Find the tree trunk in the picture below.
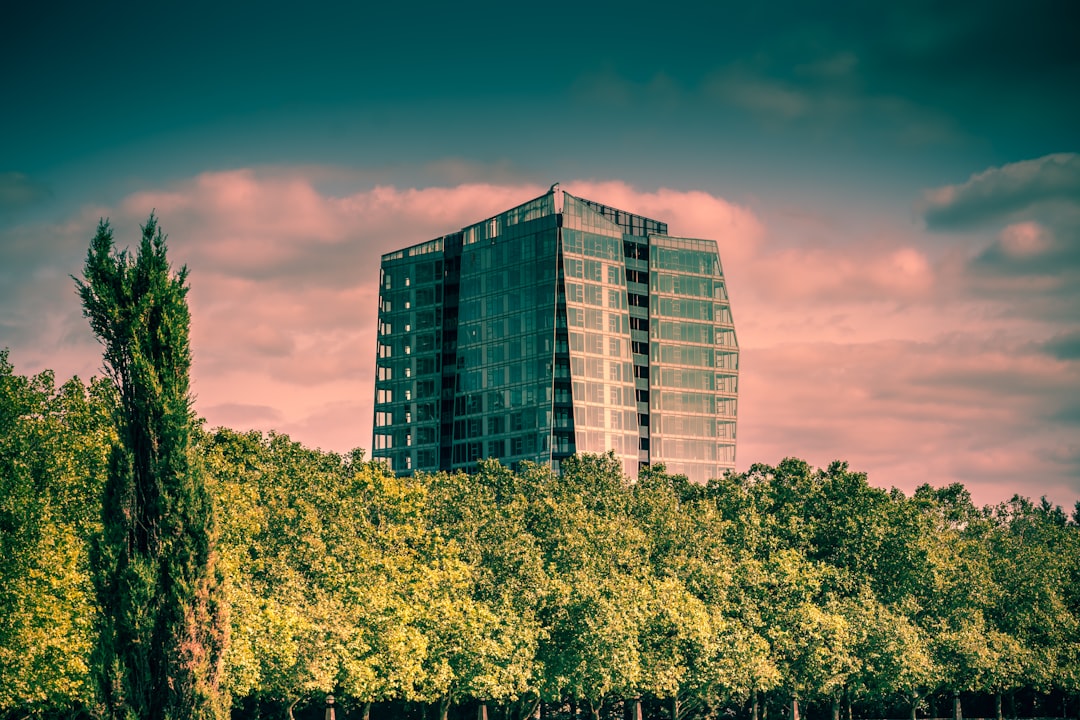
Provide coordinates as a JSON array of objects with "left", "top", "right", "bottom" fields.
[
  {"left": 583, "top": 698, "right": 600, "bottom": 720},
  {"left": 627, "top": 698, "right": 643, "bottom": 720},
  {"left": 832, "top": 697, "right": 840, "bottom": 720},
  {"left": 791, "top": 694, "right": 800, "bottom": 720},
  {"left": 477, "top": 701, "right": 488, "bottom": 720},
  {"left": 953, "top": 691, "right": 962, "bottom": 720},
  {"left": 671, "top": 696, "right": 680, "bottom": 720},
  {"left": 360, "top": 702, "right": 371, "bottom": 720},
  {"left": 995, "top": 692, "right": 1003, "bottom": 720},
  {"left": 752, "top": 692, "right": 760, "bottom": 720},
  {"left": 439, "top": 696, "right": 451, "bottom": 720},
  {"left": 289, "top": 697, "right": 302, "bottom": 720},
  {"left": 910, "top": 690, "right": 919, "bottom": 720}
]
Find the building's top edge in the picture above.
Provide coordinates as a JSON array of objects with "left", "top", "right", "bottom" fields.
[
  {"left": 461, "top": 186, "right": 558, "bottom": 234},
  {"left": 381, "top": 185, "right": 682, "bottom": 262},
  {"left": 381, "top": 232, "right": 461, "bottom": 262},
  {"left": 446, "top": 183, "right": 671, "bottom": 237},
  {"left": 569, "top": 193, "right": 668, "bottom": 233},
  {"left": 461, "top": 188, "right": 557, "bottom": 245},
  {"left": 649, "top": 233, "right": 719, "bottom": 247}
]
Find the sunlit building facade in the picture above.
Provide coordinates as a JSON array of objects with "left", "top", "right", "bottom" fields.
[{"left": 372, "top": 185, "right": 738, "bottom": 482}]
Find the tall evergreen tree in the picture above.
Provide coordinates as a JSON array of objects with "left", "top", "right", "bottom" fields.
[{"left": 75, "top": 216, "right": 228, "bottom": 720}]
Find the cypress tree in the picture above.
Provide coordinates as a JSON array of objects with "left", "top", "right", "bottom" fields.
[{"left": 76, "top": 215, "right": 227, "bottom": 720}]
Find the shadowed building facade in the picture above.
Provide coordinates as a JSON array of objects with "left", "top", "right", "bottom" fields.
[{"left": 372, "top": 185, "right": 738, "bottom": 482}]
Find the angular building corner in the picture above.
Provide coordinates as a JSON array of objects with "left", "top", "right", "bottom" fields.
[{"left": 373, "top": 184, "right": 738, "bottom": 483}]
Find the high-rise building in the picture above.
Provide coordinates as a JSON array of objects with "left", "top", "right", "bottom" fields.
[{"left": 373, "top": 185, "right": 738, "bottom": 482}]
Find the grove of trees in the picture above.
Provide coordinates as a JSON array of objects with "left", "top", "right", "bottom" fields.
[{"left": 2, "top": 366, "right": 1079, "bottom": 720}]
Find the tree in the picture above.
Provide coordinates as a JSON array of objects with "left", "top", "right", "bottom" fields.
[
  {"left": 76, "top": 216, "right": 228, "bottom": 720},
  {"left": 0, "top": 354, "right": 113, "bottom": 714},
  {"left": 204, "top": 430, "right": 343, "bottom": 719}
]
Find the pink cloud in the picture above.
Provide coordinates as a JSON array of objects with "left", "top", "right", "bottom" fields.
[
  {"left": 4, "top": 168, "right": 1078, "bottom": 508},
  {"left": 565, "top": 181, "right": 765, "bottom": 264},
  {"left": 739, "top": 336, "right": 1080, "bottom": 505}
]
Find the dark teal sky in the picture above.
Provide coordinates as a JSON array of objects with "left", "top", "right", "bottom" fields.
[
  {"left": 4, "top": 0, "right": 1076, "bottom": 207},
  {"left": 3, "top": 0, "right": 1079, "bottom": 505}
]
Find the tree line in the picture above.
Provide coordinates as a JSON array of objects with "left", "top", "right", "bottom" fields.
[{"left": 3, "top": 354, "right": 1079, "bottom": 720}]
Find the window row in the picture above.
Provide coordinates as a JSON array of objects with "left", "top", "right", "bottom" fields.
[
  {"left": 374, "top": 378, "right": 439, "bottom": 404},
  {"left": 461, "top": 236, "right": 558, "bottom": 271},
  {"left": 454, "top": 388, "right": 553, "bottom": 416},
  {"left": 381, "top": 260, "right": 443, "bottom": 290},
  {"left": 564, "top": 282, "right": 627, "bottom": 310},
  {"left": 653, "top": 438, "right": 736, "bottom": 463},
  {"left": 375, "top": 356, "right": 439, "bottom": 382},
  {"left": 652, "top": 296, "right": 715, "bottom": 321},
  {"left": 453, "top": 406, "right": 547, "bottom": 439},
  {"left": 565, "top": 306, "right": 630, "bottom": 333},
  {"left": 452, "top": 433, "right": 549, "bottom": 464},
  {"left": 652, "top": 415, "right": 737, "bottom": 438},
  {"left": 371, "top": 425, "right": 440, "bottom": 448},
  {"left": 562, "top": 257, "right": 625, "bottom": 286},
  {"left": 565, "top": 332, "right": 627, "bottom": 358},
  {"left": 458, "top": 287, "right": 557, "bottom": 322},
  {"left": 378, "top": 309, "right": 440, "bottom": 336},
  {"left": 651, "top": 245, "right": 719, "bottom": 274},
  {"left": 379, "top": 286, "right": 443, "bottom": 314},
  {"left": 373, "top": 402, "right": 438, "bottom": 426},
  {"left": 458, "top": 311, "right": 555, "bottom": 342},
  {"left": 377, "top": 333, "right": 438, "bottom": 358},
  {"left": 650, "top": 389, "right": 738, "bottom": 413},
  {"left": 568, "top": 356, "right": 635, "bottom": 382},
  {"left": 571, "top": 382, "right": 637, "bottom": 407},
  {"left": 456, "top": 334, "right": 553, "bottom": 369},
  {"left": 570, "top": 405, "right": 639, "bottom": 432}
]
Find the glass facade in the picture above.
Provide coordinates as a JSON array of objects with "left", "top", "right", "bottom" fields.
[
  {"left": 648, "top": 236, "right": 738, "bottom": 483},
  {"left": 453, "top": 193, "right": 559, "bottom": 469},
  {"left": 373, "top": 185, "right": 738, "bottom": 482},
  {"left": 558, "top": 195, "right": 639, "bottom": 475}
]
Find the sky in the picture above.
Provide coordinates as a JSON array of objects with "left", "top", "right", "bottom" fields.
[{"left": 2, "top": 0, "right": 1078, "bottom": 508}]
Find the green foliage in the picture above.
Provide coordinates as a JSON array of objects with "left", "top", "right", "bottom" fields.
[
  {"left": 5, "top": 319, "right": 1080, "bottom": 720},
  {"left": 75, "top": 216, "right": 227, "bottom": 720},
  {"left": 0, "top": 352, "right": 113, "bottom": 712}
]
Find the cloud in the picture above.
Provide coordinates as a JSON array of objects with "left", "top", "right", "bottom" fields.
[
  {"left": 970, "top": 220, "right": 1080, "bottom": 277},
  {"left": 922, "top": 153, "right": 1080, "bottom": 230},
  {"left": 0, "top": 171, "right": 50, "bottom": 211},
  {"left": 3, "top": 167, "right": 1078, "bottom": 507},
  {"left": 705, "top": 71, "right": 810, "bottom": 120},
  {"left": 739, "top": 334, "right": 1080, "bottom": 504},
  {"left": 565, "top": 180, "right": 765, "bottom": 263},
  {"left": 201, "top": 402, "right": 283, "bottom": 427},
  {"left": 740, "top": 243, "right": 933, "bottom": 305},
  {"left": 1043, "top": 330, "right": 1080, "bottom": 361},
  {"left": 918, "top": 154, "right": 1080, "bottom": 328}
]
